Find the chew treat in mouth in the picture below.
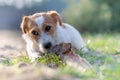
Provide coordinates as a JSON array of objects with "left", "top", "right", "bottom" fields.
[
  {"left": 48, "top": 43, "right": 71, "bottom": 55},
  {"left": 48, "top": 43, "right": 92, "bottom": 71}
]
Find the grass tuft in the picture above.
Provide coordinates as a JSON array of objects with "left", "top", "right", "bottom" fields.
[{"left": 35, "top": 54, "right": 65, "bottom": 67}]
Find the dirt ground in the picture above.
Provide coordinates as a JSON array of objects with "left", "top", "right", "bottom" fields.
[{"left": 0, "top": 30, "right": 25, "bottom": 57}]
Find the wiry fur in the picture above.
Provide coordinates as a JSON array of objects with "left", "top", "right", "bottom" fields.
[{"left": 21, "top": 11, "right": 87, "bottom": 61}]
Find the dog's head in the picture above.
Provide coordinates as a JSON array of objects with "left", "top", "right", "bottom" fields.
[{"left": 21, "top": 11, "right": 62, "bottom": 53}]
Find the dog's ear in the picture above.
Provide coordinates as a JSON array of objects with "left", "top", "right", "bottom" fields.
[
  {"left": 20, "top": 16, "right": 30, "bottom": 34},
  {"left": 48, "top": 11, "right": 62, "bottom": 26}
]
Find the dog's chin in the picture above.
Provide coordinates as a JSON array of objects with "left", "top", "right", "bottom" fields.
[{"left": 39, "top": 47, "right": 49, "bottom": 54}]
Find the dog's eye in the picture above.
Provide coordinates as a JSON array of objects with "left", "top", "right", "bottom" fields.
[
  {"left": 31, "top": 30, "right": 39, "bottom": 35},
  {"left": 45, "top": 25, "right": 51, "bottom": 32}
]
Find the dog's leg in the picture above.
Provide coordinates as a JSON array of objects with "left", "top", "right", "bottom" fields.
[
  {"left": 23, "top": 35, "right": 41, "bottom": 61},
  {"left": 26, "top": 41, "right": 40, "bottom": 62}
]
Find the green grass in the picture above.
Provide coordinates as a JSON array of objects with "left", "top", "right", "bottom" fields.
[
  {"left": 0, "top": 56, "right": 30, "bottom": 66},
  {"left": 82, "top": 33, "right": 120, "bottom": 80},
  {"left": 0, "top": 33, "right": 120, "bottom": 80},
  {"left": 35, "top": 54, "right": 65, "bottom": 67},
  {"left": 84, "top": 33, "right": 120, "bottom": 54}
]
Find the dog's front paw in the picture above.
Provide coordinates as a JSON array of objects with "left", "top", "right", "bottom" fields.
[{"left": 28, "top": 52, "right": 42, "bottom": 62}]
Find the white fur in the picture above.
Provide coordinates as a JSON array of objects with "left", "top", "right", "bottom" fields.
[
  {"left": 35, "top": 16, "right": 44, "bottom": 28},
  {"left": 55, "top": 23, "right": 87, "bottom": 51},
  {"left": 38, "top": 32, "right": 55, "bottom": 53}
]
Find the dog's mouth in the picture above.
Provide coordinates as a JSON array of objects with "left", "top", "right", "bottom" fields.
[{"left": 38, "top": 48, "right": 52, "bottom": 57}]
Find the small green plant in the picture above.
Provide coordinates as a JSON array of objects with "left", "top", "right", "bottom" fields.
[
  {"left": 12, "top": 56, "right": 30, "bottom": 65},
  {"left": 35, "top": 54, "right": 65, "bottom": 67},
  {"left": 0, "top": 58, "right": 11, "bottom": 66}
]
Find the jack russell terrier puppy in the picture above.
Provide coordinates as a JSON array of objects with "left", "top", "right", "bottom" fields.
[{"left": 20, "top": 11, "right": 88, "bottom": 61}]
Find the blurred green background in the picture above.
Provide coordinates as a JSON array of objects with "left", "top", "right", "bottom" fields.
[{"left": 0, "top": 0, "right": 120, "bottom": 33}]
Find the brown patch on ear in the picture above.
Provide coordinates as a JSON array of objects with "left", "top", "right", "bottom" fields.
[
  {"left": 20, "top": 16, "right": 30, "bottom": 34},
  {"left": 48, "top": 11, "right": 62, "bottom": 26}
]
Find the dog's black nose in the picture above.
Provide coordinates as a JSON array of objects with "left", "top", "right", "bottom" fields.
[{"left": 43, "top": 42, "right": 52, "bottom": 49}]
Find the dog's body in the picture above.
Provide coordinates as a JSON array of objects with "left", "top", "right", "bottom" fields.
[{"left": 21, "top": 11, "right": 87, "bottom": 61}]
